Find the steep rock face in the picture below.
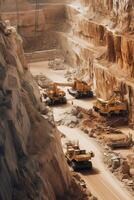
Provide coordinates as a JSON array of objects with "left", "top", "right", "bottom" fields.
[
  {"left": 81, "top": 0, "right": 134, "bottom": 32},
  {"left": 62, "top": 3, "right": 134, "bottom": 78},
  {"left": 0, "top": 25, "right": 71, "bottom": 200}
]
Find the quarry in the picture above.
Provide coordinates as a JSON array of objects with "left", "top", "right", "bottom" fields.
[{"left": 1, "top": 0, "right": 134, "bottom": 200}]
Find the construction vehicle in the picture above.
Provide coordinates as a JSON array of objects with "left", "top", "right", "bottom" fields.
[
  {"left": 93, "top": 90, "right": 128, "bottom": 116},
  {"left": 55, "top": 78, "right": 93, "bottom": 99},
  {"left": 65, "top": 141, "right": 94, "bottom": 171},
  {"left": 107, "top": 133, "right": 133, "bottom": 149},
  {"left": 45, "top": 83, "right": 67, "bottom": 106}
]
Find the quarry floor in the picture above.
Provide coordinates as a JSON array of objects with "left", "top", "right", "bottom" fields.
[{"left": 29, "top": 61, "right": 134, "bottom": 200}]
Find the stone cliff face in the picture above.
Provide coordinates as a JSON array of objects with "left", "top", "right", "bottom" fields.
[
  {"left": 81, "top": 0, "right": 134, "bottom": 32},
  {"left": 0, "top": 25, "right": 72, "bottom": 200}
]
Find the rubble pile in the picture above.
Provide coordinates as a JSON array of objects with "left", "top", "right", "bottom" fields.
[
  {"left": 80, "top": 109, "right": 107, "bottom": 137},
  {"left": 80, "top": 109, "right": 128, "bottom": 138},
  {"left": 48, "top": 58, "right": 66, "bottom": 70},
  {"left": 56, "top": 107, "right": 83, "bottom": 128},
  {"left": 104, "top": 150, "right": 134, "bottom": 194}
]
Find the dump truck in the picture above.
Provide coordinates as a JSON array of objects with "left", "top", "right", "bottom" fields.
[
  {"left": 107, "top": 133, "right": 133, "bottom": 149},
  {"left": 93, "top": 90, "right": 128, "bottom": 116},
  {"left": 45, "top": 83, "right": 67, "bottom": 106},
  {"left": 55, "top": 78, "right": 93, "bottom": 99},
  {"left": 65, "top": 141, "right": 94, "bottom": 171}
]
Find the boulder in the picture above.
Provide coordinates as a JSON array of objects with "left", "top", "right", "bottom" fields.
[
  {"left": 71, "top": 107, "right": 79, "bottom": 116},
  {"left": 120, "top": 160, "right": 130, "bottom": 174},
  {"left": 111, "top": 158, "right": 120, "bottom": 170}
]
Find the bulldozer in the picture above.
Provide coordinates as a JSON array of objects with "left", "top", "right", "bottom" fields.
[
  {"left": 45, "top": 83, "right": 67, "bottom": 106},
  {"left": 55, "top": 78, "right": 93, "bottom": 99},
  {"left": 65, "top": 141, "right": 94, "bottom": 171},
  {"left": 107, "top": 133, "right": 133, "bottom": 149},
  {"left": 93, "top": 90, "right": 128, "bottom": 117}
]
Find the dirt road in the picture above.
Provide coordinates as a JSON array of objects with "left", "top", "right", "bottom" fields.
[
  {"left": 59, "top": 126, "right": 133, "bottom": 200},
  {"left": 30, "top": 61, "right": 134, "bottom": 200}
]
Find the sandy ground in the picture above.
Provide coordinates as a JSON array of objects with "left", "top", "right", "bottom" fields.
[{"left": 29, "top": 60, "right": 134, "bottom": 200}]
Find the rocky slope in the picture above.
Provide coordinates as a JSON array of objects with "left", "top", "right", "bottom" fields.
[{"left": 0, "top": 23, "right": 74, "bottom": 200}]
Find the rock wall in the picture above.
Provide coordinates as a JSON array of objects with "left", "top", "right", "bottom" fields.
[
  {"left": 0, "top": 24, "right": 72, "bottom": 200},
  {"left": 0, "top": 0, "right": 32, "bottom": 12},
  {"left": 1, "top": 2, "right": 67, "bottom": 50},
  {"left": 81, "top": 0, "right": 134, "bottom": 32}
]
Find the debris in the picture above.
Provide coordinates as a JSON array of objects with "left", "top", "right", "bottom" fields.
[
  {"left": 48, "top": 58, "right": 65, "bottom": 70},
  {"left": 34, "top": 74, "right": 52, "bottom": 89}
]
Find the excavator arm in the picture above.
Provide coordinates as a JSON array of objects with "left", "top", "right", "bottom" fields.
[{"left": 54, "top": 80, "right": 92, "bottom": 88}]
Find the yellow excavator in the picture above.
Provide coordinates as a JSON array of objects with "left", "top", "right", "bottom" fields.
[
  {"left": 93, "top": 90, "right": 128, "bottom": 116},
  {"left": 45, "top": 79, "right": 93, "bottom": 105},
  {"left": 55, "top": 78, "right": 93, "bottom": 99},
  {"left": 45, "top": 83, "right": 67, "bottom": 106},
  {"left": 65, "top": 141, "right": 94, "bottom": 171}
]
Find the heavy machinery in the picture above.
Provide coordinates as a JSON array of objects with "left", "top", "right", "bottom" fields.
[
  {"left": 45, "top": 83, "right": 67, "bottom": 106},
  {"left": 55, "top": 78, "right": 93, "bottom": 99},
  {"left": 65, "top": 141, "right": 94, "bottom": 171},
  {"left": 93, "top": 90, "right": 128, "bottom": 116},
  {"left": 107, "top": 133, "right": 133, "bottom": 149}
]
